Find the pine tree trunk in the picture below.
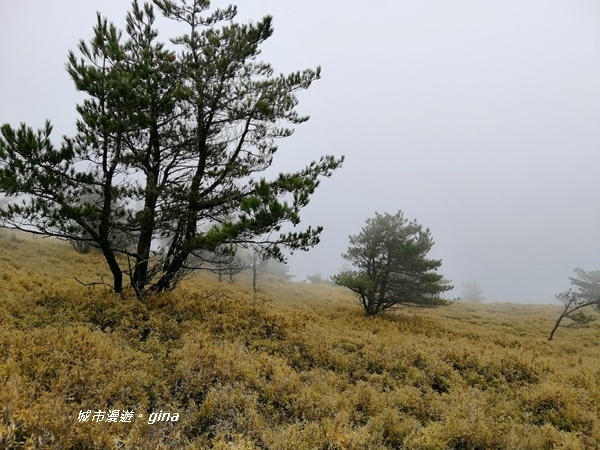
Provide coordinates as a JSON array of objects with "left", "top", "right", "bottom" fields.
[{"left": 101, "top": 247, "right": 123, "bottom": 294}]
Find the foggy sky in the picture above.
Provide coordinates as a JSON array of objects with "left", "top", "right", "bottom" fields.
[{"left": 2, "top": 1, "right": 600, "bottom": 302}]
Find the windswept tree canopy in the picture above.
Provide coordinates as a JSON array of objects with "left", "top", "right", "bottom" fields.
[
  {"left": 333, "top": 211, "right": 453, "bottom": 316},
  {"left": 0, "top": 0, "right": 343, "bottom": 298},
  {"left": 548, "top": 268, "right": 600, "bottom": 341}
]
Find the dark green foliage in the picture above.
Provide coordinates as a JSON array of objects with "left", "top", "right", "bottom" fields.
[
  {"left": 333, "top": 211, "right": 453, "bottom": 316},
  {"left": 0, "top": 0, "right": 343, "bottom": 298}
]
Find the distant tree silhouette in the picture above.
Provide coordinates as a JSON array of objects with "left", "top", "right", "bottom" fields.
[
  {"left": 258, "top": 258, "right": 295, "bottom": 281},
  {"left": 307, "top": 273, "right": 326, "bottom": 284},
  {"left": 461, "top": 280, "right": 484, "bottom": 302}
]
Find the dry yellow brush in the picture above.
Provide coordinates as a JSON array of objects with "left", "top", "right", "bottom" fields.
[{"left": 1, "top": 230, "right": 599, "bottom": 449}]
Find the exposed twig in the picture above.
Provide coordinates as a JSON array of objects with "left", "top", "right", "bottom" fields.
[{"left": 74, "top": 276, "right": 112, "bottom": 288}]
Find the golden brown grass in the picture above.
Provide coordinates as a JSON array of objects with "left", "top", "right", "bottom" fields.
[{"left": 1, "top": 229, "right": 599, "bottom": 449}]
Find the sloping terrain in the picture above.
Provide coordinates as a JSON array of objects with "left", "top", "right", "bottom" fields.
[{"left": 1, "top": 229, "right": 599, "bottom": 449}]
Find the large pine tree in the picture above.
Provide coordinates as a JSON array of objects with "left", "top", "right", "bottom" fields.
[{"left": 0, "top": 0, "right": 343, "bottom": 297}]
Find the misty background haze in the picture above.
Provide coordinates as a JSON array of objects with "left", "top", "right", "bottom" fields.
[{"left": 2, "top": 0, "right": 600, "bottom": 303}]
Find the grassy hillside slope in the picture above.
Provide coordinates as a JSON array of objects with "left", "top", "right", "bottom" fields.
[{"left": 1, "top": 229, "right": 599, "bottom": 449}]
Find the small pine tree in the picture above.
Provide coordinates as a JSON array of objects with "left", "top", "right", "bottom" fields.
[{"left": 333, "top": 211, "right": 453, "bottom": 316}]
